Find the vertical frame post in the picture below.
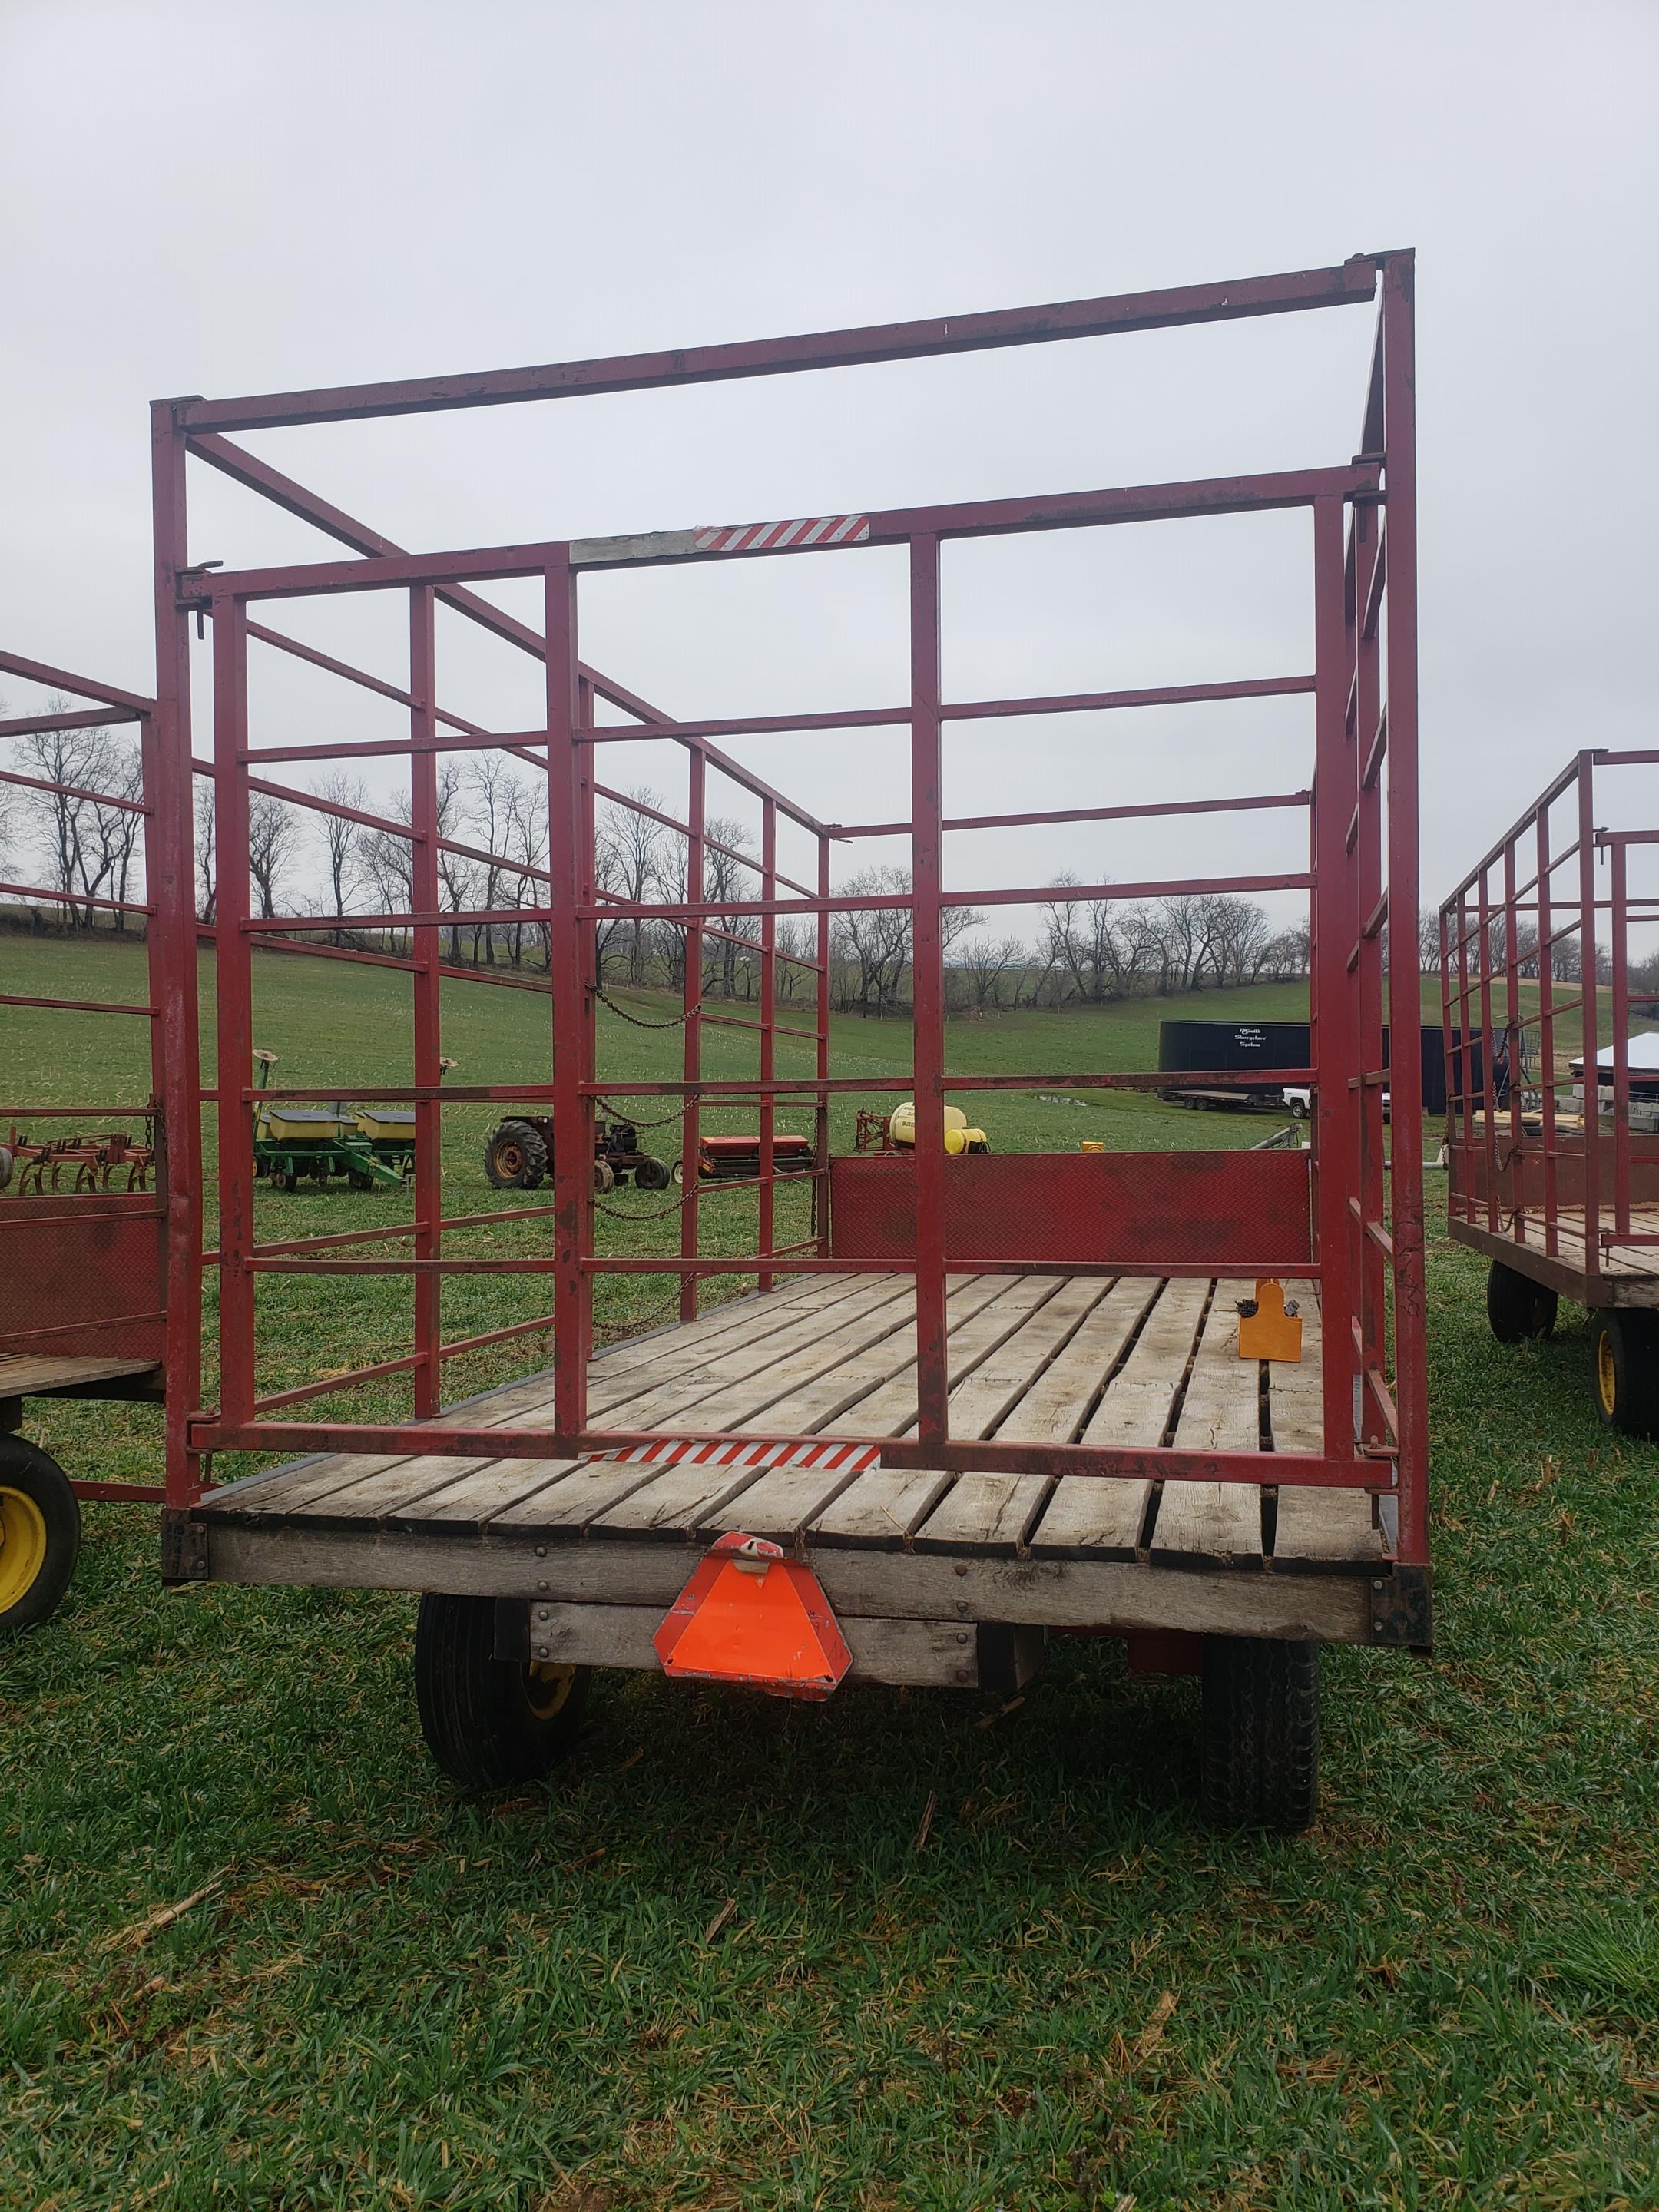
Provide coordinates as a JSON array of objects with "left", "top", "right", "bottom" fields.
[
  {"left": 1382, "top": 252, "right": 1429, "bottom": 1563},
  {"left": 680, "top": 746, "right": 705, "bottom": 1321},
  {"left": 1610, "top": 833, "right": 1630, "bottom": 1241},
  {"left": 149, "top": 402, "right": 205, "bottom": 1505},
  {"left": 1537, "top": 802, "right": 1558, "bottom": 1253},
  {"left": 210, "top": 591, "right": 257, "bottom": 1430},
  {"left": 544, "top": 555, "right": 590, "bottom": 1441},
  {"left": 409, "top": 587, "right": 442, "bottom": 1417},
  {"left": 816, "top": 830, "right": 831, "bottom": 1256},
  {"left": 1349, "top": 505, "right": 1385, "bottom": 1438},
  {"left": 758, "top": 797, "right": 777, "bottom": 1293},
  {"left": 1311, "top": 495, "right": 1356, "bottom": 1464},
  {"left": 1577, "top": 754, "right": 1601, "bottom": 1296},
  {"left": 909, "top": 533, "right": 949, "bottom": 1452}
]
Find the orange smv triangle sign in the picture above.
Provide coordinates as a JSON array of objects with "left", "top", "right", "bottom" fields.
[{"left": 654, "top": 1532, "right": 852, "bottom": 1701}]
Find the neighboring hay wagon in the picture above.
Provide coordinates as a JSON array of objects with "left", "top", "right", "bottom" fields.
[
  {"left": 146, "top": 251, "right": 1426, "bottom": 1830},
  {"left": 1441, "top": 749, "right": 1659, "bottom": 1435}
]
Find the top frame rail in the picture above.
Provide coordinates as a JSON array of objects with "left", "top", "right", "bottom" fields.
[{"left": 170, "top": 257, "right": 1382, "bottom": 435}]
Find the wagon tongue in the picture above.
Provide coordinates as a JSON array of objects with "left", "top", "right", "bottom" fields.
[{"left": 652, "top": 1528, "right": 852, "bottom": 1700}]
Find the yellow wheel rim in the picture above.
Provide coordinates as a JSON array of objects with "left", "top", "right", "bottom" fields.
[
  {"left": 1597, "top": 1329, "right": 1619, "bottom": 1418},
  {"left": 0, "top": 1486, "right": 49, "bottom": 1614},
  {"left": 524, "top": 1660, "right": 576, "bottom": 1721}
]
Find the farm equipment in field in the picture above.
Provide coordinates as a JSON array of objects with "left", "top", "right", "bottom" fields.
[
  {"left": 1, "top": 1125, "right": 154, "bottom": 1194},
  {"left": 674, "top": 1132, "right": 816, "bottom": 1184},
  {"left": 251, "top": 1055, "right": 413, "bottom": 1192},
  {"left": 483, "top": 1114, "right": 672, "bottom": 1194},
  {"left": 854, "top": 1101, "right": 990, "bottom": 1155}
]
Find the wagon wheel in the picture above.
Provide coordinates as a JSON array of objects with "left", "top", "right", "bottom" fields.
[
  {"left": 483, "top": 1119, "right": 548, "bottom": 1190},
  {"left": 1486, "top": 1260, "right": 1557, "bottom": 1344},
  {"left": 0, "top": 1434, "right": 81, "bottom": 1634},
  {"left": 1200, "top": 1635, "right": 1320, "bottom": 1833},
  {"left": 413, "top": 1593, "right": 590, "bottom": 1790},
  {"left": 1590, "top": 1311, "right": 1659, "bottom": 1440}
]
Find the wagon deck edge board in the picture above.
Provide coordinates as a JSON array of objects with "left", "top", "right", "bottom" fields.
[{"left": 1447, "top": 1212, "right": 1659, "bottom": 1308}]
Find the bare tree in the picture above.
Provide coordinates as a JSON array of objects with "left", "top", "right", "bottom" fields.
[
  {"left": 19, "top": 705, "right": 141, "bottom": 929},
  {"left": 194, "top": 777, "right": 216, "bottom": 924},
  {"left": 246, "top": 791, "right": 302, "bottom": 920},
  {"left": 314, "top": 770, "right": 368, "bottom": 941},
  {"left": 594, "top": 784, "right": 667, "bottom": 984},
  {"left": 958, "top": 931, "right": 1026, "bottom": 1010}
]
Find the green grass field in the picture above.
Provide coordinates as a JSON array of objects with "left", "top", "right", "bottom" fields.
[{"left": 4, "top": 938, "right": 1658, "bottom": 2210}]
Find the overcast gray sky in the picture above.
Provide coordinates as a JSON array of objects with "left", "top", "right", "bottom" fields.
[{"left": 2, "top": 0, "right": 1654, "bottom": 926}]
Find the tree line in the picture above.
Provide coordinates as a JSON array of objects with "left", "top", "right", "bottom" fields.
[{"left": 21, "top": 716, "right": 1611, "bottom": 1013}]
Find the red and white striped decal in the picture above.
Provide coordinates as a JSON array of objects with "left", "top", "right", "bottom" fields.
[
  {"left": 582, "top": 1436, "right": 882, "bottom": 1475},
  {"left": 693, "top": 515, "right": 870, "bottom": 555}
]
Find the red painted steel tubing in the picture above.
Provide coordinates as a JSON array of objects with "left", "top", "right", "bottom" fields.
[{"left": 174, "top": 257, "right": 1379, "bottom": 433}]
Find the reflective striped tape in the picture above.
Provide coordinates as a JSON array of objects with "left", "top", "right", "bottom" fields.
[
  {"left": 692, "top": 515, "right": 871, "bottom": 555},
  {"left": 582, "top": 1437, "right": 882, "bottom": 1475}
]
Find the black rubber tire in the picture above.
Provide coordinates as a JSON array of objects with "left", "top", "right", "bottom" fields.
[
  {"left": 1287, "top": 1095, "right": 1310, "bottom": 1121},
  {"left": 0, "top": 1433, "right": 81, "bottom": 1634},
  {"left": 414, "top": 1594, "right": 591, "bottom": 1791},
  {"left": 593, "top": 1158, "right": 615, "bottom": 1196},
  {"left": 483, "top": 1118, "right": 548, "bottom": 1190},
  {"left": 269, "top": 1167, "right": 294, "bottom": 1193},
  {"left": 0, "top": 1144, "right": 12, "bottom": 1191},
  {"left": 1200, "top": 1635, "right": 1320, "bottom": 1833},
  {"left": 347, "top": 1169, "right": 374, "bottom": 1191},
  {"left": 1487, "top": 1260, "right": 1558, "bottom": 1345},
  {"left": 634, "top": 1154, "right": 672, "bottom": 1192},
  {"left": 1590, "top": 1310, "right": 1659, "bottom": 1440}
]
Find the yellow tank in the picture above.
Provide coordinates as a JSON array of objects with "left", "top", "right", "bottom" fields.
[{"left": 888, "top": 1101, "right": 968, "bottom": 1148}]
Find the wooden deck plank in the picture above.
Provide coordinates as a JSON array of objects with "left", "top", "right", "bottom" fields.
[
  {"left": 1265, "top": 1280, "right": 1323, "bottom": 1453},
  {"left": 1027, "top": 1475, "right": 1151, "bottom": 1559},
  {"left": 389, "top": 1457, "right": 581, "bottom": 1528},
  {"left": 1273, "top": 1485, "right": 1388, "bottom": 1568},
  {"left": 589, "top": 1269, "right": 875, "bottom": 1385},
  {"left": 805, "top": 1468, "right": 955, "bottom": 1547},
  {"left": 995, "top": 1277, "right": 1161, "bottom": 1442},
  {"left": 815, "top": 1276, "right": 1058, "bottom": 1438},
  {"left": 587, "top": 1456, "right": 770, "bottom": 1538},
  {"left": 1154, "top": 1280, "right": 1266, "bottom": 1563},
  {"left": 490, "top": 1457, "right": 673, "bottom": 1531},
  {"left": 0, "top": 1353, "right": 160, "bottom": 1396},
  {"left": 1079, "top": 1277, "right": 1208, "bottom": 1449},
  {"left": 912, "top": 1472, "right": 1051, "bottom": 1555},
  {"left": 590, "top": 1277, "right": 919, "bottom": 1433},
  {"left": 606, "top": 1283, "right": 924, "bottom": 1433},
  {"left": 913, "top": 1274, "right": 1111, "bottom": 1440},
  {"left": 695, "top": 1460, "right": 868, "bottom": 1542},
  {"left": 758, "top": 1276, "right": 1009, "bottom": 1435}
]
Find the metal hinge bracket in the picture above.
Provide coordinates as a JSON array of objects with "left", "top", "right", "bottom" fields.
[{"left": 160, "top": 1510, "right": 210, "bottom": 1584}]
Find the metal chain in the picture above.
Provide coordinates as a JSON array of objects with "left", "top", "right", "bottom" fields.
[
  {"left": 593, "top": 1191, "right": 690, "bottom": 1222},
  {"left": 593, "top": 1098, "right": 687, "bottom": 1129},
  {"left": 592, "top": 1291, "right": 682, "bottom": 1343},
  {"left": 594, "top": 985, "right": 703, "bottom": 1030}
]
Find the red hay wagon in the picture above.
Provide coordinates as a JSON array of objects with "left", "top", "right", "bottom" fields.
[
  {"left": 147, "top": 252, "right": 1426, "bottom": 1831},
  {"left": 0, "top": 650, "right": 200, "bottom": 1629},
  {"left": 1440, "top": 750, "right": 1659, "bottom": 1434}
]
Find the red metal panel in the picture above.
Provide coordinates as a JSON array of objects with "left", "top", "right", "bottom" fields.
[
  {"left": 0, "top": 1195, "right": 165, "bottom": 1363},
  {"left": 826, "top": 1151, "right": 1313, "bottom": 1271}
]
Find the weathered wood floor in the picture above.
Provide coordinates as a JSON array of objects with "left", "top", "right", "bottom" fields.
[
  {"left": 0, "top": 1352, "right": 162, "bottom": 1401},
  {"left": 1452, "top": 1205, "right": 1659, "bottom": 1303},
  {"left": 197, "top": 1271, "right": 1386, "bottom": 1578}
]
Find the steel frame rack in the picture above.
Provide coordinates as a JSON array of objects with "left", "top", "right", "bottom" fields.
[
  {"left": 1440, "top": 750, "right": 1659, "bottom": 1426},
  {"left": 0, "top": 647, "right": 197, "bottom": 1505},
  {"left": 153, "top": 252, "right": 1426, "bottom": 1571}
]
